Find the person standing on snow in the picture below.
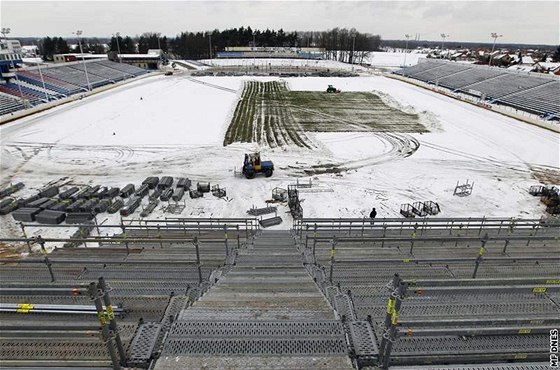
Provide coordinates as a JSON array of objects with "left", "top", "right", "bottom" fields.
[{"left": 370, "top": 207, "right": 377, "bottom": 219}]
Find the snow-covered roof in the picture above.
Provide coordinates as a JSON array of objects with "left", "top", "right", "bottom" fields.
[
  {"left": 521, "top": 56, "right": 534, "bottom": 64},
  {"left": 118, "top": 53, "right": 161, "bottom": 59},
  {"left": 493, "top": 53, "right": 510, "bottom": 60},
  {"left": 536, "top": 62, "right": 560, "bottom": 70},
  {"left": 22, "top": 57, "right": 43, "bottom": 64},
  {"left": 55, "top": 53, "right": 107, "bottom": 59},
  {"left": 507, "top": 65, "right": 533, "bottom": 72}
]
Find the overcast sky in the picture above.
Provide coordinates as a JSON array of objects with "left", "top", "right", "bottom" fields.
[{"left": 2, "top": 0, "right": 559, "bottom": 45}]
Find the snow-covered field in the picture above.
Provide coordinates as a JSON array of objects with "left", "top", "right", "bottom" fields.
[
  {"left": 1, "top": 71, "right": 558, "bottom": 239},
  {"left": 366, "top": 51, "right": 428, "bottom": 68},
  {"left": 199, "top": 51, "right": 428, "bottom": 70},
  {"left": 199, "top": 57, "right": 371, "bottom": 72}
]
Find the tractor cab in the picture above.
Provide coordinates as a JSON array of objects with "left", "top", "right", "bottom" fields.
[
  {"left": 326, "top": 85, "right": 341, "bottom": 93},
  {"left": 243, "top": 152, "right": 274, "bottom": 179}
]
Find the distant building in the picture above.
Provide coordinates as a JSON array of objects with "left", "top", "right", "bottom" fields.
[
  {"left": 21, "top": 45, "right": 38, "bottom": 57},
  {"left": 217, "top": 47, "right": 324, "bottom": 59},
  {"left": 490, "top": 53, "right": 512, "bottom": 66},
  {"left": 0, "top": 39, "right": 23, "bottom": 78},
  {"left": 520, "top": 55, "right": 535, "bottom": 65},
  {"left": 0, "top": 39, "right": 22, "bottom": 63},
  {"left": 531, "top": 61, "right": 560, "bottom": 75},
  {"left": 108, "top": 49, "right": 164, "bottom": 69},
  {"left": 53, "top": 53, "right": 107, "bottom": 63}
]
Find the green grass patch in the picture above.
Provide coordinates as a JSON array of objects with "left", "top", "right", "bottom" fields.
[{"left": 223, "top": 81, "right": 427, "bottom": 147}]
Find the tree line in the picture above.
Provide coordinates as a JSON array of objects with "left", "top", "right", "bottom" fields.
[
  {"left": 39, "top": 36, "right": 107, "bottom": 61},
  {"left": 35, "top": 27, "right": 382, "bottom": 62}
]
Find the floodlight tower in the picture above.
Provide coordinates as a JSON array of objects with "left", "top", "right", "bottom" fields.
[
  {"left": 403, "top": 34, "right": 411, "bottom": 67},
  {"left": 252, "top": 31, "right": 256, "bottom": 66},
  {"left": 488, "top": 32, "right": 503, "bottom": 67},
  {"left": 208, "top": 32, "right": 212, "bottom": 62},
  {"left": 351, "top": 31, "right": 356, "bottom": 71},
  {"left": 440, "top": 33, "right": 449, "bottom": 58},
  {"left": 73, "top": 30, "right": 91, "bottom": 91},
  {"left": 34, "top": 60, "right": 49, "bottom": 102},
  {"left": 1, "top": 27, "right": 11, "bottom": 39},
  {"left": 29, "top": 36, "right": 49, "bottom": 102},
  {"left": 113, "top": 32, "right": 126, "bottom": 80},
  {"left": 1, "top": 27, "right": 25, "bottom": 103},
  {"left": 114, "top": 32, "right": 122, "bottom": 63}
]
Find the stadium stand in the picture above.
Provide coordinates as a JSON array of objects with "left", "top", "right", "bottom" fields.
[
  {"left": 96, "top": 60, "right": 148, "bottom": 76},
  {"left": 0, "top": 83, "right": 41, "bottom": 105},
  {"left": 41, "top": 65, "right": 110, "bottom": 89},
  {"left": 499, "top": 80, "right": 560, "bottom": 116},
  {"left": 395, "top": 60, "right": 560, "bottom": 120},
  {"left": 438, "top": 67, "right": 507, "bottom": 90},
  {"left": 0, "top": 93, "right": 26, "bottom": 115},
  {"left": 1, "top": 60, "right": 148, "bottom": 117},
  {"left": 466, "top": 73, "right": 552, "bottom": 99},
  {"left": 295, "top": 218, "right": 560, "bottom": 369},
  {"left": 18, "top": 70, "right": 84, "bottom": 95},
  {"left": 16, "top": 79, "right": 64, "bottom": 100},
  {"left": 412, "top": 62, "right": 472, "bottom": 84}
]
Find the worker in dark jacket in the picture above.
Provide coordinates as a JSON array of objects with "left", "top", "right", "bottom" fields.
[{"left": 370, "top": 208, "right": 377, "bottom": 219}]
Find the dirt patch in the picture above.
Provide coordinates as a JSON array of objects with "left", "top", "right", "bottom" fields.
[
  {"left": 531, "top": 166, "right": 560, "bottom": 185},
  {"left": 0, "top": 242, "right": 25, "bottom": 261}
]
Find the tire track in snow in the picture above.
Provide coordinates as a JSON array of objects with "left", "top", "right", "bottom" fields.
[{"left": 284, "top": 105, "right": 421, "bottom": 175}]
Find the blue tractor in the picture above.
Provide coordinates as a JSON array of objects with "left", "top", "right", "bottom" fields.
[{"left": 243, "top": 152, "right": 274, "bottom": 179}]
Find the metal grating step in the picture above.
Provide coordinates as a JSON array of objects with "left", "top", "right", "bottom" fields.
[
  {"left": 0, "top": 339, "right": 110, "bottom": 360},
  {"left": 162, "top": 320, "right": 348, "bottom": 356},
  {"left": 389, "top": 363, "right": 552, "bottom": 370},
  {"left": 154, "top": 355, "right": 354, "bottom": 369},
  {"left": 392, "top": 334, "right": 549, "bottom": 355},
  {"left": 128, "top": 322, "right": 162, "bottom": 367},
  {"left": 162, "top": 337, "right": 348, "bottom": 356},
  {"left": 169, "top": 320, "right": 344, "bottom": 337},
  {"left": 348, "top": 321, "right": 378, "bottom": 357},
  {"left": 178, "top": 309, "right": 336, "bottom": 321},
  {"left": 332, "top": 294, "right": 356, "bottom": 320}
]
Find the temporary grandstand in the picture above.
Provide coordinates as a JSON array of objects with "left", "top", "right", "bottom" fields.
[
  {"left": 394, "top": 59, "right": 560, "bottom": 120},
  {"left": 0, "top": 60, "right": 149, "bottom": 116},
  {"left": 0, "top": 217, "right": 558, "bottom": 369}
]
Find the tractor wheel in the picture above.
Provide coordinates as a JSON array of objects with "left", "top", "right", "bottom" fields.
[
  {"left": 245, "top": 171, "right": 255, "bottom": 179},
  {"left": 265, "top": 169, "right": 273, "bottom": 177}
]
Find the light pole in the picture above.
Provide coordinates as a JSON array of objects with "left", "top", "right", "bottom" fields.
[
  {"left": 1, "top": 27, "right": 11, "bottom": 39},
  {"left": 113, "top": 32, "right": 126, "bottom": 80},
  {"left": 34, "top": 61, "right": 49, "bottom": 102},
  {"left": 114, "top": 32, "right": 122, "bottom": 63},
  {"left": 488, "top": 32, "right": 503, "bottom": 67},
  {"left": 208, "top": 32, "right": 212, "bottom": 61},
  {"left": 1, "top": 27, "right": 26, "bottom": 104},
  {"left": 403, "top": 34, "right": 410, "bottom": 67},
  {"left": 351, "top": 31, "right": 356, "bottom": 71},
  {"left": 252, "top": 31, "right": 256, "bottom": 67},
  {"left": 73, "top": 30, "right": 91, "bottom": 91},
  {"left": 440, "top": 33, "right": 449, "bottom": 58},
  {"left": 34, "top": 37, "right": 49, "bottom": 101}
]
